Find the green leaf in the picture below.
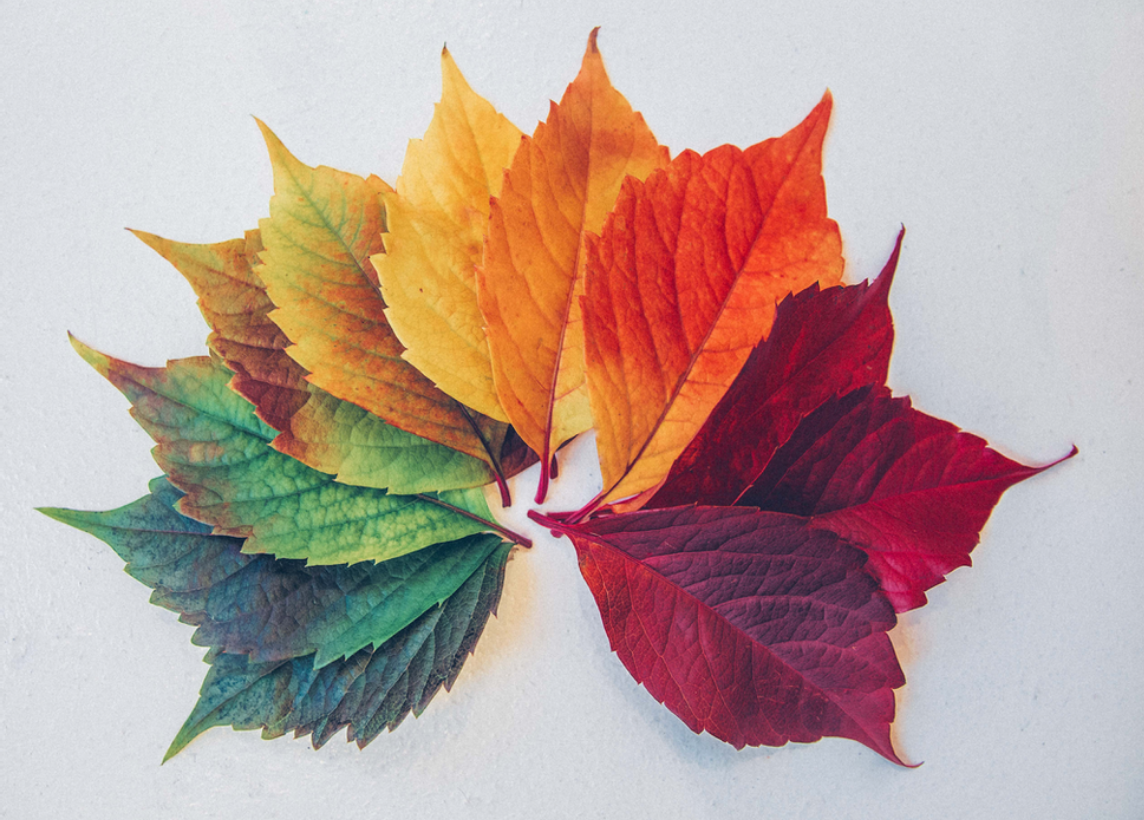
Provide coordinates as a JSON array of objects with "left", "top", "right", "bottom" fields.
[
  {"left": 167, "top": 545, "right": 509, "bottom": 759},
  {"left": 69, "top": 338, "right": 515, "bottom": 565},
  {"left": 40, "top": 478, "right": 513, "bottom": 758}
]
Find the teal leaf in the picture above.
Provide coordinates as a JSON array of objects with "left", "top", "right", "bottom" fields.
[{"left": 40, "top": 478, "right": 512, "bottom": 758}]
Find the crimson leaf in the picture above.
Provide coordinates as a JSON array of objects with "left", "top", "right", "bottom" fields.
[
  {"left": 537, "top": 506, "right": 907, "bottom": 764},
  {"left": 737, "top": 385, "right": 1075, "bottom": 611},
  {"left": 647, "top": 229, "right": 901, "bottom": 509}
]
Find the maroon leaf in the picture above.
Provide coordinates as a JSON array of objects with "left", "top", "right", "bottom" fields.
[
  {"left": 738, "top": 386, "right": 1076, "bottom": 611},
  {"left": 648, "top": 229, "right": 903, "bottom": 509},
  {"left": 535, "top": 506, "right": 908, "bottom": 764}
]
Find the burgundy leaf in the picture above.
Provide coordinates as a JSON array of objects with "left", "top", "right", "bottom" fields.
[
  {"left": 537, "top": 506, "right": 908, "bottom": 764},
  {"left": 646, "top": 230, "right": 902, "bottom": 509},
  {"left": 739, "top": 386, "right": 1076, "bottom": 611}
]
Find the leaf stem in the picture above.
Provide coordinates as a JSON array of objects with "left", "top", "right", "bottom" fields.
[
  {"left": 562, "top": 487, "right": 608, "bottom": 525},
  {"left": 457, "top": 403, "right": 513, "bottom": 508},
  {"left": 422, "top": 495, "right": 532, "bottom": 548},
  {"left": 527, "top": 509, "right": 570, "bottom": 538}
]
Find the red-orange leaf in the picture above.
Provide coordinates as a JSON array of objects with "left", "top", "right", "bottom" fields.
[{"left": 581, "top": 93, "right": 843, "bottom": 512}]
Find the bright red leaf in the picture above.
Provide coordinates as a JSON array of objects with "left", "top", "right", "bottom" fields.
[{"left": 536, "top": 506, "right": 907, "bottom": 764}]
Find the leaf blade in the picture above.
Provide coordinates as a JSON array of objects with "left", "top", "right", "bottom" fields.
[
  {"left": 69, "top": 338, "right": 509, "bottom": 565},
  {"left": 545, "top": 506, "right": 906, "bottom": 764},
  {"left": 583, "top": 93, "right": 844, "bottom": 508},
  {"left": 42, "top": 478, "right": 511, "bottom": 758},
  {"left": 738, "top": 386, "right": 1075, "bottom": 611},
  {"left": 253, "top": 122, "right": 512, "bottom": 479},
  {"left": 374, "top": 49, "right": 523, "bottom": 422},
  {"left": 648, "top": 232, "right": 901, "bottom": 508},
  {"left": 132, "top": 228, "right": 499, "bottom": 494},
  {"left": 478, "top": 29, "right": 670, "bottom": 494}
]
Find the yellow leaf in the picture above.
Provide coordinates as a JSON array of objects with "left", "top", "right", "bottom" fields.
[
  {"left": 373, "top": 49, "right": 523, "bottom": 422},
  {"left": 477, "top": 29, "right": 669, "bottom": 500}
]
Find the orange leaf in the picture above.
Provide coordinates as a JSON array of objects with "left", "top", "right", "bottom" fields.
[
  {"left": 478, "top": 29, "right": 669, "bottom": 501},
  {"left": 582, "top": 93, "right": 843, "bottom": 510},
  {"left": 253, "top": 122, "right": 517, "bottom": 497}
]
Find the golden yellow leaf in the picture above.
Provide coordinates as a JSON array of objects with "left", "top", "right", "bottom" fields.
[{"left": 373, "top": 49, "right": 523, "bottom": 422}]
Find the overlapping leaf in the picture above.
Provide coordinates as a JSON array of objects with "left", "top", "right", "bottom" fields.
[
  {"left": 539, "top": 235, "right": 1066, "bottom": 762},
  {"left": 40, "top": 478, "right": 511, "bottom": 757},
  {"left": 648, "top": 231, "right": 901, "bottom": 509},
  {"left": 580, "top": 92, "right": 844, "bottom": 512},
  {"left": 132, "top": 230, "right": 497, "bottom": 494},
  {"left": 45, "top": 34, "right": 1071, "bottom": 766},
  {"left": 253, "top": 122, "right": 520, "bottom": 501},
  {"left": 70, "top": 337, "right": 521, "bottom": 565},
  {"left": 737, "top": 385, "right": 1074, "bottom": 611},
  {"left": 478, "top": 29, "right": 670, "bottom": 500}
]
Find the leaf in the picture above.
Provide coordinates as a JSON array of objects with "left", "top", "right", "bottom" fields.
[
  {"left": 373, "top": 48, "right": 523, "bottom": 422},
  {"left": 648, "top": 231, "right": 902, "bottom": 509},
  {"left": 169, "top": 537, "right": 509, "bottom": 758},
  {"left": 581, "top": 92, "right": 844, "bottom": 511},
  {"left": 70, "top": 337, "right": 524, "bottom": 565},
  {"left": 131, "top": 229, "right": 497, "bottom": 495},
  {"left": 252, "top": 122, "right": 518, "bottom": 498},
  {"left": 737, "top": 385, "right": 1075, "bottom": 611},
  {"left": 537, "top": 506, "right": 907, "bottom": 764},
  {"left": 39, "top": 478, "right": 512, "bottom": 757},
  {"left": 478, "top": 28, "right": 670, "bottom": 500}
]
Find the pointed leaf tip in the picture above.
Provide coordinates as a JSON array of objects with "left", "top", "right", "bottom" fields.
[
  {"left": 587, "top": 27, "right": 600, "bottom": 53},
  {"left": 67, "top": 333, "right": 110, "bottom": 376}
]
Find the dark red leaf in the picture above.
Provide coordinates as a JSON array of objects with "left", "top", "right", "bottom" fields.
[
  {"left": 738, "top": 386, "right": 1075, "bottom": 611},
  {"left": 537, "top": 507, "right": 908, "bottom": 764},
  {"left": 647, "top": 229, "right": 903, "bottom": 509}
]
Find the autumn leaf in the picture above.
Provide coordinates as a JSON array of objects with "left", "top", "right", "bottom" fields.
[
  {"left": 535, "top": 506, "right": 907, "bottom": 764},
  {"left": 47, "top": 34, "right": 1071, "bottom": 765},
  {"left": 252, "top": 122, "right": 519, "bottom": 502},
  {"left": 579, "top": 92, "right": 843, "bottom": 514},
  {"left": 131, "top": 229, "right": 498, "bottom": 494},
  {"left": 69, "top": 337, "right": 527, "bottom": 564},
  {"left": 373, "top": 48, "right": 523, "bottom": 423},
  {"left": 39, "top": 477, "right": 512, "bottom": 758},
  {"left": 478, "top": 28, "right": 670, "bottom": 501},
  {"left": 736, "top": 385, "right": 1075, "bottom": 611},
  {"left": 638, "top": 230, "right": 1071, "bottom": 610}
]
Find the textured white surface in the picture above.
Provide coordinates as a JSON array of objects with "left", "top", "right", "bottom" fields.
[{"left": 2, "top": 1, "right": 1141, "bottom": 817}]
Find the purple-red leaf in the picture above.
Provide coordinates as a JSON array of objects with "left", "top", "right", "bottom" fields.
[
  {"left": 538, "top": 507, "right": 908, "bottom": 764},
  {"left": 648, "top": 230, "right": 901, "bottom": 510},
  {"left": 738, "top": 386, "right": 1075, "bottom": 611}
]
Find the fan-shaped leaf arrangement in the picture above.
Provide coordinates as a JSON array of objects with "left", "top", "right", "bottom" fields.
[{"left": 41, "top": 30, "right": 1071, "bottom": 765}]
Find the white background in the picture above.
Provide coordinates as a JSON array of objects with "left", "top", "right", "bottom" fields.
[{"left": 2, "top": 1, "right": 1141, "bottom": 817}]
